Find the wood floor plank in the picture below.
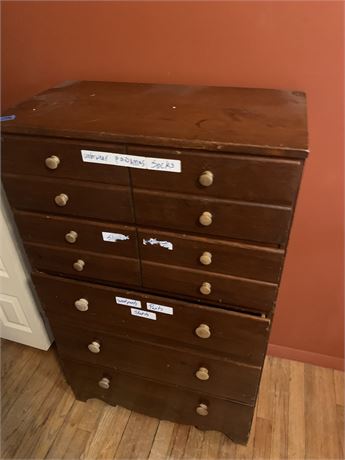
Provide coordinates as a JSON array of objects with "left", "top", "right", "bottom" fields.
[
  {"left": 63, "top": 428, "right": 91, "bottom": 459},
  {"left": 257, "top": 356, "right": 274, "bottom": 421},
  {"left": 199, "top": 430, "right": 223, "bottom": 459},
  {"left": 334, "top": 370, "right": 344, "bottom": 407},
  {"left": 305, "top": 364, "right": 341, "bottom": 459},
  {"left": 148, "top": 420, "right": 176, "bottom": 459},
  {"left": 336, "top": 405, "right": 344, "bottom": 459},
  {"left": 114, "top": 411, "right": 159, "bottom": 459},
  {"left": 252, "top": 416, "right": 272, "bottom": 459},
  {"left": 1, "top": 350, "right": 61, "bottom": 459},
  {"left": 82, "top": 405, "right": 131, "bottom": 460},
  {"left": 166, "top": 424, "right": 190, "bottom": 460},
  {"left": 287, "top": 360, "right": 305, "bottom": 459},
  {"left": 216, "top": 432, "right": 237, "bottom": 459},
  {"left": 234, "top": 403, "right": 257, "bottom": 459},
  {"left": 182, "top": 426, "right": 204, "bottom": 459}
]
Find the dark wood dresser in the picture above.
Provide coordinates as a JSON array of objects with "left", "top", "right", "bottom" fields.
[{"left": 1, "top": 81, "right": 308, "bottom": 444}]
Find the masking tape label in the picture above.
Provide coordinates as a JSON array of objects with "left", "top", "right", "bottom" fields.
[
  {"left": 146, "top": 303, "right": 173, "bottom": 315},
  {"left": 130, "top": 308, "right": 156, "bottom": 320},
  {"left": 115, "top": 297, "right": 141, "bottom": 308},
  {"left": 102, "top": 232, "right": 129, "bottom": 242},
  {"left": 143, "top": 238, "right": 173, "bottom": 250}
]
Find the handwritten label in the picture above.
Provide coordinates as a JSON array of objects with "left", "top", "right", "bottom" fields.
[
  {"left": 115, "top": 297, "right": 141, "bottom": 308},
  {"left": 102, "top": 232, "right": 129, "bottom": 242},
  {"left": 130, "top": 308, "right": 156, "bottom": 320},
  {"left": 81, "top": 150, "right": 181, "bottom": 173},
  {"left": 143, "top": 238, "right": 173, "bottom": 251},
  {"left": 146, "top": 303, "right": 173, "bottom": 315}
]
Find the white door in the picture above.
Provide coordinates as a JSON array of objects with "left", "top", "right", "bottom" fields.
[{"left": 0, "top": 194, "right": 52, "bottom": 350}]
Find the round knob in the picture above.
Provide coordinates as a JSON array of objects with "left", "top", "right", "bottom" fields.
[
  {"left": 195, "top": 324, "right": 211, "bottom": 339},
  {"left": 73, "top": 259, "right": 85, "bottom": 272},
  {"left": 200, "top": 282, "right": 211, "bottom": 295},
  {"left": 45, "top": 155, "right": 60, "bottom": 170},
  {"left": 54, "top": 193, "right": 69, "bottom": 207},
  {"left": 74, "top": 298, "right": 88, "bottom": 312},
  {"left": 199, "top": 171, "right": 213, "bottom": 187},
  {"left": 196, "top": 403, "right": 208, "bottom": 416},
  {"left": 199, "top": 211, "right": 212, "bottom": 226},
  {"left": 195, "top": 367, "right": 210, "bottom": 381},
  {"left": 88, "top": 341, "right": 101, "bottom": 354},
  {"left": 98, "top": 377, "right": 110, "bottom": 389},
  {"left": 65, "top": 230, "right": 78, "bottom": 244},
  {"left": 199, "top": 251, "right": 212, "bottom": 266}
]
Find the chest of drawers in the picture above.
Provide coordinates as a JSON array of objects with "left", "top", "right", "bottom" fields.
[{"left": 1, "top": 81, "right": 308, "bottom": 444}]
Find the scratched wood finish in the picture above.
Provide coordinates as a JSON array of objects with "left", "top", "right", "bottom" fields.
[
  {"left": 134, "top": 189, "right": 292, "bottom": 245},
  {"left": 25, "top": 242, "right": 141, "bottom": 287},
  {"left": 2, "top": 174, "right": 134, "bottom": 224},
  {"left": 142, "top": 261, "right": 277, "bottom": 313},
  {"left": 129, "top": 146, "right": 304, "bottom": 205},
  {"left": 1, "top": 82, "right": 308, "bottom": 157},
  {"left": 2, "top": 341, "right": 342, "bottom": 459},
  {"left": 32, "top": 273, "right": 270, "bottom": 364},
  {"left": 139, "top": 228, "right": 284, "bottom": 283},
  {"left": 1, "top": 135, "right": 129, "bottom": 184},
  {"left": 14, "top": 211, "right": 138, "bottom": 257},
  {"left": 49, "top": 319, "right": 262, "bottom": 404}
]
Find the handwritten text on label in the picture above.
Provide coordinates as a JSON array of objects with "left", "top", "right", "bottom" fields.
[
  {"left": 130, "top": 308, "right": 156, "bottom": 320},
  {"left": 143, "top": 238, "right": 173, "bottom": 251},
  {"left": 81, "top": 150, "right": 181, "bottom": 173},
  {"left": 146, "top": 303, "right": 173, "bottom": 315},
  {"left": 102, "top": 232, "right": 129, "bottom": 243},
  {"left": 115, "top": 297, "right": 141, "bottom": 308}
]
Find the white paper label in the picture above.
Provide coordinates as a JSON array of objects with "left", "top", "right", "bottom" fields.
[
  {"left": 130, "top": 308, "right": 156, "bottom": 320},
  {"left": 81, "top": 150, "right": 181, "bottom": 173},
  {"left": 143, "top": 238, "right": 173, "bottom": 251},
  {"left": 102, "top": 232, "right": 129, "bottom": 242},
  {"left": 146, "top": 302, "right": 173, "bottom": 315},
  {"left": 116, "top": 297, "right": 141, "bottom": 308}
]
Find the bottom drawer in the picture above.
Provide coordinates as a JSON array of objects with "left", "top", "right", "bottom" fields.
[{"left": 61, "top": 358, "right": 255, "bottom": 445}]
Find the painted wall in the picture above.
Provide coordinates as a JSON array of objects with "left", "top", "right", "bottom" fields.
[{"left": 1, "top": 1, "right": 344, "bottom": 369}]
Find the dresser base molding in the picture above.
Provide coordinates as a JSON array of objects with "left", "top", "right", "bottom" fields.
[{"left": 62, "top": 357, "right": 255, "bottom": 445}]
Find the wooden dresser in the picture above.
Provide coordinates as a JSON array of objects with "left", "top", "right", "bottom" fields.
[{"left": 1, "top": 81, "right": 308, "bottom": 444}]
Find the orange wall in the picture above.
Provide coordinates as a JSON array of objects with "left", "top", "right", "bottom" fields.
[{"left": 1, "top": 1, "right": 344, "bottom": 369}]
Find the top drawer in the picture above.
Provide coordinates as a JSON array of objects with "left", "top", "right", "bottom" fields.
[
  {"left": 129, "top": 146, "right": 303, "bottom": 206},
  {"left": 1, "top": 136, "right": 129, "bottom": 185}
]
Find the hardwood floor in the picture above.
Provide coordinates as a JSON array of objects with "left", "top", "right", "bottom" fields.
[{"left": 1, "top": 339, "right": 343, "bottom": 459}]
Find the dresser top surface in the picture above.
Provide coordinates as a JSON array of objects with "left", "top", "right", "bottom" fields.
[{"left": 2, "top": 81, "right": 308, "bottom": 158}]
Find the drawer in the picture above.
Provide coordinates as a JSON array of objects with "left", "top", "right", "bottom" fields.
[
  {"left": 26, "top": 243, "right": 141, "bottom": 287},
  {"left": 32, "top": 273, "right": 270, "bottom": 365},
  {"left": 1, "top": 136, "right": 129, "bottom": 185},
  {"left": 139, "top": 228, "right": 284, "bottom": 283},
  {"left": 2, "top": 174, "right": 134, "bottom": 223},
  {"left": 129, "top": 145, "right": 303, "bottom": 205},
  {"left": 134, "top": 189, "right": 292, "bottom": 245},
  {"left": 14, "top": 211, "right": 138, "bottom": 258},
  {"left": 142, "top": 261, "right": 277, "bottom": 313},
  {"left": 62, "top": 357, "right": 255, "bottom": 445},
  {"left": 51, "top": 320, "right": 262, "bottom": 404}
]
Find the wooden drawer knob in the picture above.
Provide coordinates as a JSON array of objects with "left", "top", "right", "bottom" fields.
[
  {"left": 199, "top": 251, "right": 212, "bottom": 266},
  {"left": 196, "top": 403, "right": 208, "bottom": 416},
  {"left": 195, "top": 367, "right": 210, "bottom": 381},
  {"left": 200, "top": 282, "right": 211, "bottom": 295},
  {"left": 98, "top": 377, "right": 110, "bottom": 390},
  {"left": 74, "top": 298, "right": 88, "bottom": 312},
  {"left": 65, "top": 230, "right": 78, "bottom": 244},
  {"left": 73, "top": 259, "right": 85, "bottom": 272},
  {"left": 199, "top": 171, "right": 213, "bottom": 187},
  {"left": 45, "top": 155, "right": 60, "bottom": 170},
  {"left": 88, "top": 340, "right": 101, "bottom": 354},
  {"left": 54, "top": 193, "right": 69, "bottom": 207},
  {"left": 195, "top": 324, "right": 211, "bottom": 339},
  {"left": 199, "top": 211, "right": 212, "bottom": 226}
]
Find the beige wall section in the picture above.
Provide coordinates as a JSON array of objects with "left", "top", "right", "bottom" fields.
[{"left": 0, "top": 193, "right": 52, "bottom": 350}]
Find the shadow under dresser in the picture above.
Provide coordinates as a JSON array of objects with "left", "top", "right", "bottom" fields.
[{"left": 1, "top": 81, "right": 308, "bottom": 444}]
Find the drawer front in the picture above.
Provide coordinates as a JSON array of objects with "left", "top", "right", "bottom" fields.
[
  {"left": 1, "top": 136, "right": 129, "bottom": 185},
  {"left": 134, "top": 190, "right": 292, "bottom": 245},
  {"left": 129, "top": 146, "right": 303, "bottom": 205},
  {"left": 51, "top": 321, "right": 261, "bottom": 404},
  {"left": 14, "top": 211, "right": 138, "bottom": 258},
  {"left": 26, "top": 243, "right": 141, "bottom": 287},
  {"left": 62, "top": 358, "right": 255, "bottom": 444},
  {"left": 142, "top": 261, "right": 277, "bottom": 313},
  {"left": 139, "top": 228, "right": 284, "bottom": 283},
  {"left": 2, "top": 174, "right": 134, "bottom": 223},
  {"left": 32, "top": 273, "right": 270, "bottom": 366}
]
